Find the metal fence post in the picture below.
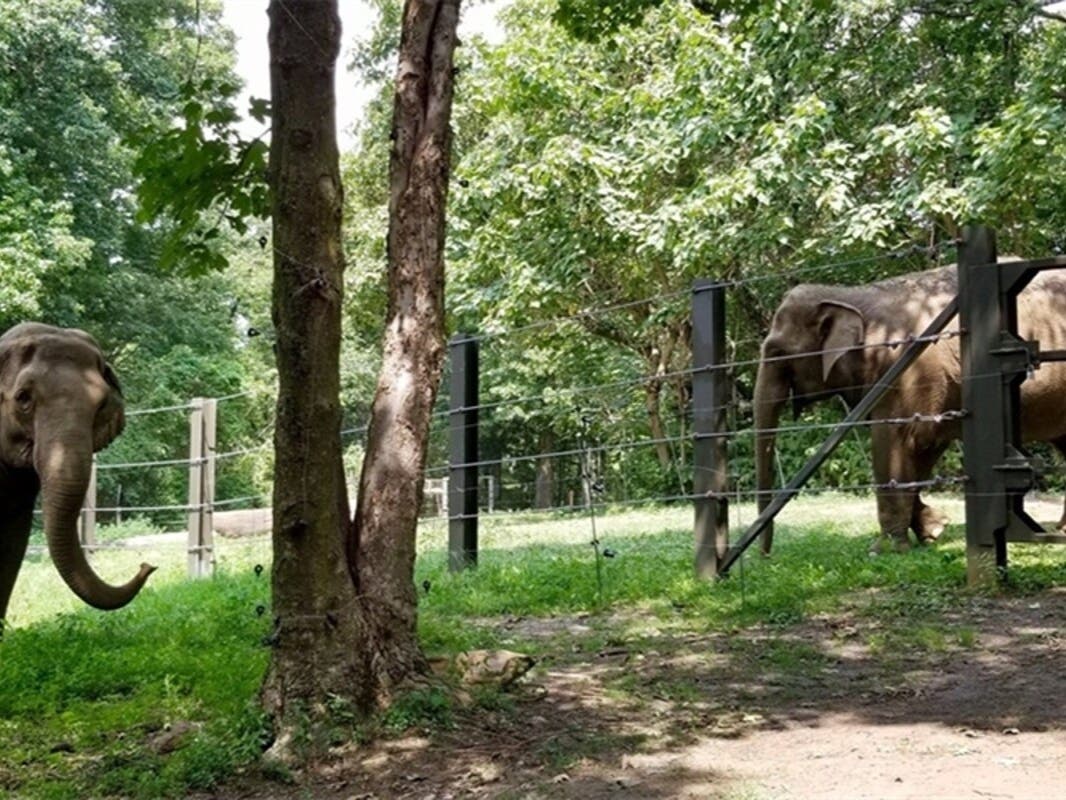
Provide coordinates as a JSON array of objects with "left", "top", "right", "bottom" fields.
[
  {"left": 448, "top": 335, "right": 479, "bottom": 571},
  {"left": 958, "top": 226, "right": 1008, "bottom": 584},
  {"left": 958, "top": 226, "right": 1050, "bottom": 585},
  {"left": 692, "top": 280, "right": 729, "bottom": 579}
]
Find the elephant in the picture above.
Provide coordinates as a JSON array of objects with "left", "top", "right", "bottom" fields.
[
  {"left": 753, "top": 264, "right": 1066, "bottom": 554},
  {"left": 0, "top": 322, "right": 154, "bottom": 624}
]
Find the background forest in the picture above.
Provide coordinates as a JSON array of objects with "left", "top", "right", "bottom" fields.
[{"left": 3, "top": 0, "right": 1064, "bottom": 527}]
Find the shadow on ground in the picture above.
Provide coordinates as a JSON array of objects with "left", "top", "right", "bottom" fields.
[{"left": 208, "top": 583, "right": 1065, "bottom": 800}]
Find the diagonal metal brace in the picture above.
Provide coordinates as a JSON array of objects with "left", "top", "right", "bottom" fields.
[{"left": 718, "top": 297, "right": 960, "bottom": 576}]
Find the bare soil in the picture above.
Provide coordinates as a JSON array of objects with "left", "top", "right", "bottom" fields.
[{"left": 198, "top": 588, "right": 1066, "bottom": 800}]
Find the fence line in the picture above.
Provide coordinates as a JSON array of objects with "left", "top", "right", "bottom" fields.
[
  {"left": 64, "top": 233, "right": 1063, "bottom": 588},
  {"left": 82, "top": 357, "right": 1058, "bottom": 520},
  {"left": 455, "top": 240, "right": 955, "bottom": 345},
  {"left": 439, "top": 474, "right": 967, "bottom": 523}
]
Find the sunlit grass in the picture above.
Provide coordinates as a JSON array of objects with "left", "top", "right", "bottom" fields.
[{"left": 2, "top": 493, "right": 1064, "bottom": 797}]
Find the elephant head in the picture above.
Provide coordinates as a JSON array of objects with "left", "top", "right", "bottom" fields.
[
  {"left": 753, "top": 288, "right": 866, "bottom": 554},
  {"left": 0, "top": 323, "right": 154, "bottom": 610}
]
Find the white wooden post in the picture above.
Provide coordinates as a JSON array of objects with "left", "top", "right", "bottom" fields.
[
  {"left": 201, "top": 398, "right": 217, "bottom": 576},
  {"left": 187, "top": 399, "right": 204, "bottom": 578},
  {"left": 79, "top": 459, "right": 97, "bottom": 551},
  {"left": 186, "top": 398, "right": 217, "bottom": 578}
]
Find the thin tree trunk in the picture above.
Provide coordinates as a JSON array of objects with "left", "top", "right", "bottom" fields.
[
  {"left": 351, "top": 0, "right": 462, "bottom": 702},
  {"left": 261, "top": 0, "right": 366, "bottom": 760},
  {"left": 534, "top": 430, "right": 555, "bottom": 509},
  {"left": 644, "top": 380, "right": 673, "bottom": 470}
]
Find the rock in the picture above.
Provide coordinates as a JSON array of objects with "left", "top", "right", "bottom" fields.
[
  {"left": 149, "top": 721, "right": 200, "bottom": 754},
  {"left": 455, "top": 650, "right": 535, "bottom": 688}
]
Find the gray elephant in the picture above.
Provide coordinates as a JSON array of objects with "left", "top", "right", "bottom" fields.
[
  {"left": 0, "top": 323, "right": 154, "bottom": 624},
  {"left": 753, "top": 264, "right": 1066, "bottom": 554}
]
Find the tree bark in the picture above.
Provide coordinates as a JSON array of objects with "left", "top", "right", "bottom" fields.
[
  {"left": 351, "top": 0, "right": 462, "bottom": 703},
  {"left": 261, "top": 0, "right": 366, "bottom": 760},
  {"left": 643, "top": 378, "right": 673, "bottom": 470},
  {"left": 262, "top": 0, "right": 462, "bottom": 758},
  {"left": 534, "top": 430, "right": 555, "bottom": 509}
]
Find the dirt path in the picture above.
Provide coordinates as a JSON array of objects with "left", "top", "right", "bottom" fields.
[{"left": 205, "top": 590, "right": 1066, "bottom": 800}]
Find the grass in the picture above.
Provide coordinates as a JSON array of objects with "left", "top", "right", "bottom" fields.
[
  {"left": 0, "top": 572, "right": 271, "bottom": 798},
  {"left": 2, "top": 493, "right": 1065, "bottom": 797}
]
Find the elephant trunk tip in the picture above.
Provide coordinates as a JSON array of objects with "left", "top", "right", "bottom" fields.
[{"left": 78, "top": 563, "right": 157, "bottom": 611}]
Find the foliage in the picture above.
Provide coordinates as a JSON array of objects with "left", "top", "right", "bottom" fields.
[
  {"left": 131, "top": 78, "right": 271, "bottom": 275},
  {"left": 0, "top": 0, "right": 276, "bottom": 519},
  {"left": 430, "top": 0, "right": 1066, "bottom": 503}
]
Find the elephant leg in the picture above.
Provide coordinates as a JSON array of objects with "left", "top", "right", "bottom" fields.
[
  {"left": 1053, "top": 437, "right": 1066, "bottom": 533},
  {"left": 870, "top": 425, "right": 919, "bottom": 553},
  {"left": 909, "top": 442, "right": 950, "bottom": 543},
  {"left": 0, "top": 504, "right": 34, "bottom": 626}
]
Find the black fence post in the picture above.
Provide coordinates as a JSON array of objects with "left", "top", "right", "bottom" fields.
[
  {"left": 958, "top": 225, "right": 1048, "bottom": 585},
  {"left": 692, "top": 280, "right": 729, "bottom": 579},
  {"left": 958, "top": 226, "right": 1007, "bottom": 584},
  {"left": 448, "top": 334, "right": 479, "bottom": 571}
]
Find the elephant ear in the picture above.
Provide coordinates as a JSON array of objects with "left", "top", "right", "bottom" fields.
[
  {"left": 818, "top": 300, "right": 865, "bottom": 382},
  {"left": 101, "top": 361, "right": 123, "bottom": 396}
]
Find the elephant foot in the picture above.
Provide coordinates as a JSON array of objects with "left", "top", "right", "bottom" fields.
[
  {"left": 868, "top": 535, "right": 911, "bottom": 556},
  {"left": 913, "top": 504, "right": 949, "bottom": 543},
  {"left": 918, "top": 523, "right": 945, "bottom": 545},
  {"left": 1058, "top": 517, "right": 1066, "bottom": 535}
]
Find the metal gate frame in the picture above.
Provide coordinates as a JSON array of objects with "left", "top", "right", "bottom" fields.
[{"left": 701, "top": 226, "right": 1066, "bottom": 584}]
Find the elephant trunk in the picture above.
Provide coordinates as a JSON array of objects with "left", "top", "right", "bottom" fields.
[
  {"left": 37, "top": 426, "right": 154, "bottom": 610},
  {"left": 753, "top": 360, "right": 788, "bottom": 555}
]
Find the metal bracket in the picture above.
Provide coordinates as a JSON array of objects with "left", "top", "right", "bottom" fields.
[
  {"left": 992, "top": 445, "right": 1036, "bottom": 493},
  {"left": 989, "top": 333, "right": 1039, "bottom": 377}
]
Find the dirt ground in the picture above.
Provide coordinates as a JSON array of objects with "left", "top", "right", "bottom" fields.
[{"left": 198, "top": 587, "right": 1066, "bottom": 800}]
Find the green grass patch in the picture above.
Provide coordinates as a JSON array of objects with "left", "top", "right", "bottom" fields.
[
  {"left": 0, "top": 570, "right": 271, "bottom": 798},
  {"left": 2, "top": 494, "right": 1064, "bottom": 797}
]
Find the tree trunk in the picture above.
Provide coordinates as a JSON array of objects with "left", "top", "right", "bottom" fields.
[
  {"left": 261, "top": 0, "right": 367, "bottom": 760},
  {"left": 534, "top": 430, "right": 555, "bottom": 509},
  {"left": 351, "top": 0, "right": 462, "bottom": 702},
  {"left": 644, "top": 379, "right": 673, "bottom": 470},
  {"left": 261, "top": 0, "right": 462, "bottom": 759}
]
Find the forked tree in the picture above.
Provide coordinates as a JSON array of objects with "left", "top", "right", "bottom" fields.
[{"left": 261, "top": 0, "right": 461, "bottom": 759}]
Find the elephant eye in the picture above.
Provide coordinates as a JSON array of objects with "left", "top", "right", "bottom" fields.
[{"left": 14, "top": 388, "right": 32, "bottom": 408}]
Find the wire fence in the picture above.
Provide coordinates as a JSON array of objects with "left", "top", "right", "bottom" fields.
[{"left": 35, "top": 235, "right": 1065, "bottom": 584}]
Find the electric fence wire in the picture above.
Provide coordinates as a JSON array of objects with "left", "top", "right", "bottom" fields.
[
  {"left": 451, "top": 240, "right": 956, "bottom": 345},
  {"left": 429, "top": 328, "right": 963, "bottom": 422},
  {"left": 93, "top": 353, "right": 1054, "bottom": 518},
  {"left": 83, "top": 236, "right": 1045, "bottom": 527},
  {"left": 435, "top": 475, "right": 968, "bottom": 526}
]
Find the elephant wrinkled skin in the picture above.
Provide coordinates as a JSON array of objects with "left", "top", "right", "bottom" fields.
[
  {"left": 753, "top": 265, "right": 1066, "bottom": 554},
  {"left": 0, "top": 323, "right": 154, "bottom": 625}
]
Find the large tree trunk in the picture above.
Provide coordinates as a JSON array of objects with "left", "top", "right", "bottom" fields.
[
  {"left": 261, "top": 0, "right": 367, "bottom": 760},
  {"left": 351, "top": 0, "right": 461, "bottom": 702},
  {"left": 262, "top": 0, "right": 462, "bottom": 759}
]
